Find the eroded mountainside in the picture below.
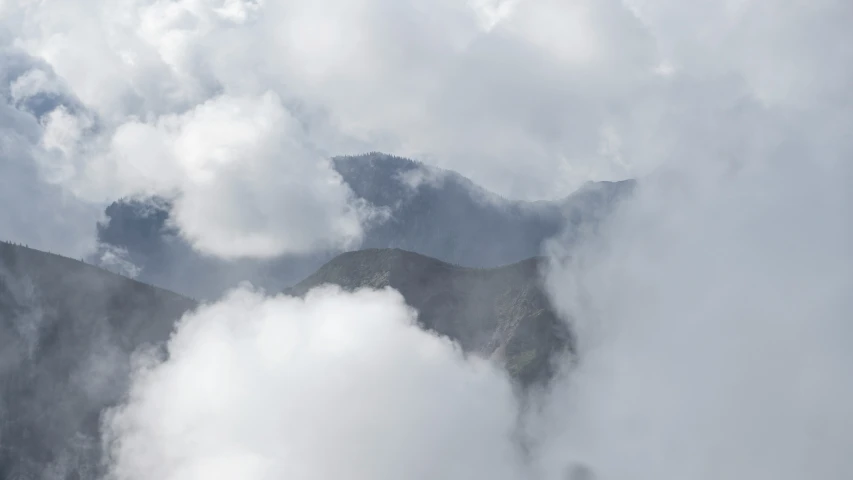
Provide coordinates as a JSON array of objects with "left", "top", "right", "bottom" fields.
[
  {"left": 0, "top": 241, "right": 196, "bottom": 479},
  {"left": 287, "top": 248, "right": 571, "bottom": 385}
]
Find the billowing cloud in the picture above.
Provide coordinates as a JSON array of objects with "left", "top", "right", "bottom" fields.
[
  {"left": 103, "top": 285, "right": 525, "bottom": 480},
  {"left": 538, "top": 25, "right": 853, "bottom": 480},
  {"left": 31, "top": 90, "right": 376, "bottom": 259},
  {"left": 106, "top": 93, "right": 373, "bottom": 258}
]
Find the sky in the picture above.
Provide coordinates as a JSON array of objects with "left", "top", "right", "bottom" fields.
[{"left": 2, "top": 0, "right": 853, "bottom": 479}]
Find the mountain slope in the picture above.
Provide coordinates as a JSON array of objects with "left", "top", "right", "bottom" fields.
[
  {"left": 96, "top": 152, "right": 633, "bottom": 299},
  {"left": 286, "top": 248, "right": 572, "bottom": 385},
  {"left": 0, "top": 241, "right": 196, "bottom": 480},
  {"left": 0, "top": 242, "right": 571, "bottom": 478}
]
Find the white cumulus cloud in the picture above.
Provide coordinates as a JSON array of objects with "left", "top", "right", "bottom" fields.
[
  {"left": 105, "top": 93, "right": 372, "bottom": 258},
  {"left": 103, "top": 285, "right": 525, "bottom": 480}
]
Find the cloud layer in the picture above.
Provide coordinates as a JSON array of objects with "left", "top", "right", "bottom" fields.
[{"left": 5, "top": 0, "right": 852, "bottom": 258}]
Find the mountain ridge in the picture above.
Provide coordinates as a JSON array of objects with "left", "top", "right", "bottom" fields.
[{"left": 96, "top": 152, "right": 633, "bottom": 299}]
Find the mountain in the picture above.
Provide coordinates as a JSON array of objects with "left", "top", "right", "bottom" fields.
[
  {"left": 1, "top": 242, "right": 568, "bottom": 478},
  {"left": 285, "top": 248, "right": 571, "bottom": 385},
  {"left": 0, "top": 241, "right": 196, "bottom": 480},
  {"left": 96, "top": 153, "right": 634, "bottom": 299}
]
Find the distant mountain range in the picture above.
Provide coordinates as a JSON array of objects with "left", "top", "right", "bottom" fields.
[
  {"left": 0, "top": 241, "right": 570, "bottom": 479},
  {"left": 96, "top": 153, "right": 633, "bottom": 299}
]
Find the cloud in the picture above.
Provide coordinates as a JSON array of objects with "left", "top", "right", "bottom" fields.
[
  {"left": 103, "top": 285, "right": 525, "bottom": 480},
  {"left": 30, "top": 90, "right": 378, "bottom": 259},
  {"left": 96, "top": 244, "right": 142, "bottom": 279},
  {"left": 537, "top": 9, "right": 853, "bottom": 475},
  {"left": 105, "top": 93, "right": 373, "bottom": 258}
]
